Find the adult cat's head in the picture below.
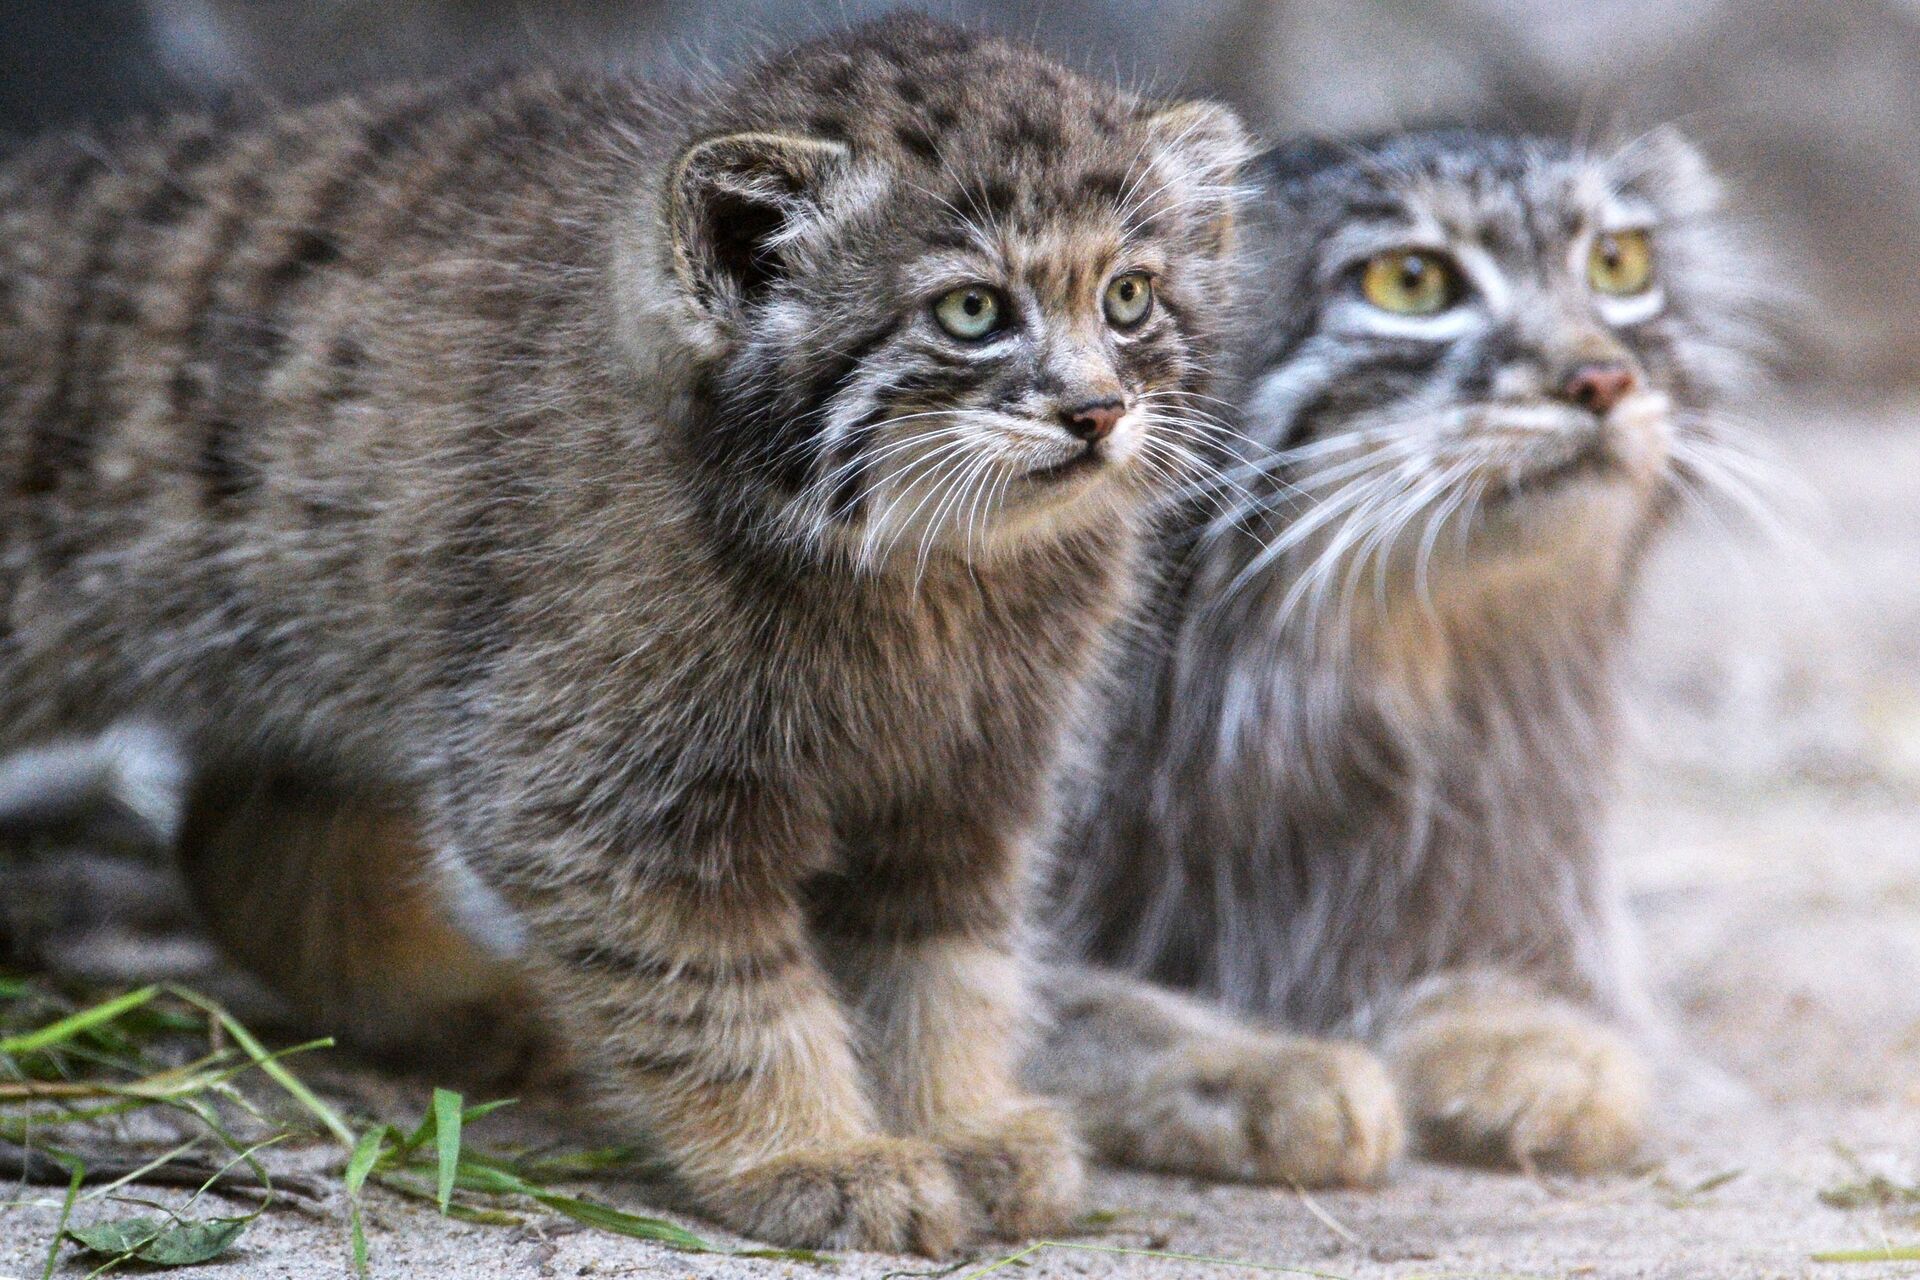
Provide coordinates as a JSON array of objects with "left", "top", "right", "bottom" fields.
[
  {"left": 635, "top": 16, "right": 1250, "bottom": 571},
  {"left": 1219, "top": 128, "right": 1763, "bottom": 625}
]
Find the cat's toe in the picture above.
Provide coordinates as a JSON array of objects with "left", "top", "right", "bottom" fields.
[
  {"left": 1386, "top": 998, "right": 1650, "bottom": 1173},
  {"left": 932, "top": 1099, "right": 1086, "bottom": 1240},
  {"left": 1094, "top": 1035, "right": 1403, "bottom": 1186},
  {"left": 711, "top": 1137, "right": 976, "bottom": 1256},
  {"left": 1239, "top": 1039, "right": 1404, "bottom": 1185}
]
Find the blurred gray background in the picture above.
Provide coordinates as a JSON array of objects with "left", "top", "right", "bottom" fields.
[{"left": 2, "top": 0, "right": 1916, "bottom": 389}]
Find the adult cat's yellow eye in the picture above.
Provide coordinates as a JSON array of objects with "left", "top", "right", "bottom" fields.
[
  {"left": 933, "top": 285, "right": 1006, "bottom": 340},
  {"left": 1588, "top": 229, "right": 1654, "bottom": 296},
  {"left": 1359, "top": 250, "right": 1460, "bottom": 316},
  {"left": 1103, "top": 271, "right": 1154, "bottom": 328}
]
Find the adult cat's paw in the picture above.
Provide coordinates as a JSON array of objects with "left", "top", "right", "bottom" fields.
[
  {"left": 932, "top": 1099, "right": 1086, "bottom": 1240},
  {"left": 1384, "top": 994, "right": 1650, "bottom": 1173},
  {"left": 710, "top": 1137, "right": 974, "bottom": 1256},
  {"left": 1089, "top": 1035, "right": 1403, "bottom": 1186}
]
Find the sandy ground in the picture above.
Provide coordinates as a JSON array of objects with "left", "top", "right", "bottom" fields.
[{"left": 5, "top": 396, "right": 1920, "bottom": 1278}]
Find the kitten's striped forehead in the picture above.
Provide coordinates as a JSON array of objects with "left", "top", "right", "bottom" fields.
[
  {"left": 723, "top": 15, "right": 1207, "bottom": 245},
  {"left": 916, "top": 227, "right": 1154, "bottom": 307}
]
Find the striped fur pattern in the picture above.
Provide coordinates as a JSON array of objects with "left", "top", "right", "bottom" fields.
[
  {"left": 1049, "top": 130, "right": 1770, "bottom": 1173},
  {"left": 0, "top": 17, "right": 1250, "bottom": 1252}
]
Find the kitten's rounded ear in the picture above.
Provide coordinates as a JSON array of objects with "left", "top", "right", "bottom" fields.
[
  {"left": 1611, "top": 125, "right": 1720, "bottom": 219},
  {"left": 1136, "top": 100, "right": 1255, "bottom": 248},
  {"left": 1139, "top": 100, "right": 1254, "bottom": 190},
  {"left": 667, "top": 131, "right": 852, "bottom": 319}
]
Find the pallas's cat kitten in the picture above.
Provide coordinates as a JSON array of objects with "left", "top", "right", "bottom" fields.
[
  {"left": 1044, "top": 129, "right": 1766, "bottom": 1173},
  {"left": 0, "top": 17, "right": 1252, "bottom": 1251}
]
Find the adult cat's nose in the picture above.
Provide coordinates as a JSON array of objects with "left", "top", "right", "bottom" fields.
[
  {"left": 1062, "top": 398, "right": 1126, "bottom": 442},
  {"left": 1561, "top": 363, "right": 1637, "bottom": 416}
]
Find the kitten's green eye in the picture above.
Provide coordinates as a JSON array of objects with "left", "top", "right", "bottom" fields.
[
  {"left": 1588, "top": 229, "right": 1654, "bottom": 296},
  {"left": 1359, "top": 250, "right": 1461, "bottom": 316},
  {"left": 1103, "top": 272, "right": 1154, "bottom": 329},
  {"left": 933, "top": 285, "right": 1007, "bottom": 340}
]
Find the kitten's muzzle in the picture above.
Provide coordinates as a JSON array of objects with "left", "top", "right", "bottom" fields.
[{"left": 1025, "top": 396, "right": 1134, "bottom": 482}]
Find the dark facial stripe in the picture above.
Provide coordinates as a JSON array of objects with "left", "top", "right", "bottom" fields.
[
  {"left": 823, "top": 413, "right": 880, "bottom": 524},
  {"left": 1284, "top": 343, "right": 1451, "bottom": 445},
  {"left": 700, "top": 318, "right": 900, "bottom": 506}
]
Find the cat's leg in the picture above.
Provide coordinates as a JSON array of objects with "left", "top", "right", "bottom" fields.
[
  {"left": 445, "top": 781, "right": 974, "bottom": 1255},
  {"left": 818, "top": 821, "right": 1084, "bottom": 1240},
  {"left": 170, "top": 768, "right": 550, "bottom": 1083},
  {"left": 1375, "top": 969, "right": 1650, "bottom": 1173},
  {"left": 1027, "top": 964, "right": 1402, "bottom": 1186},
  {"left": 177, "top": 761, "right": 974, "bottom": 1252}
]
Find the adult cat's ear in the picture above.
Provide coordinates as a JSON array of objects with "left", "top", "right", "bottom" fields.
[
  {"left": 1137, "top": 100, "right": 1254, "bottom": 250},
  {"left": 668, "top": 131, "right": 851, "bottom": 320}
]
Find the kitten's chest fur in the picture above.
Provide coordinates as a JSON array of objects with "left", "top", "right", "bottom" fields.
[{"left": 728, "top": 534, "right": 1136, "bottom": 831}]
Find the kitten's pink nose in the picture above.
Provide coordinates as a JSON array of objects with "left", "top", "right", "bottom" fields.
[
  {"left": 1063, "top": 398, "right": 1125, "bottom": 442},
  {"left": 1562, "top": 363, "right": 1637, "bottom": 416}
]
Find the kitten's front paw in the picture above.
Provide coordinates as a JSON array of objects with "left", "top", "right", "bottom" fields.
[
  {"left": 711, "top": 1137, "right": 974, "bottom": 1256},
  {"left": 1384, "top": 997, "right": 1650, "bottom": 1173},
  {"left": 932, "top": 1099, "right": 1086, "bottom": 1240},
  {"left": 1095, "top": 1036, "right": 1403, "bottom": 1186}
]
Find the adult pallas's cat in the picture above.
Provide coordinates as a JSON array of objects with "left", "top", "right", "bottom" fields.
[{"left": 1043, "top": 129, "right": 1769, "bottom": 1175}]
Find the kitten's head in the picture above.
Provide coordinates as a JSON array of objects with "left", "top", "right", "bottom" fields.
[
  {"left": 1227, "top": 129, "right": 1761, "bottom": 614},
  {"left": 651, "top": 16, "right": 1249, "bottom": 569}
]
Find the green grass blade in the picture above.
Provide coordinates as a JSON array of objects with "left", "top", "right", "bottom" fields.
[
  {"left": 39, "top": 1158, "right": 83, "bottom": 1280},
  {"left": 344, "top": 1127, "right": 393, "bottom": 1278},
  {"left": 77, "top": 1136, "right": 203, "bottom": 1205},
  {"left": 460, "top": 1098, "right": 516, "bottom": 1123},
  {"left": 348, "top": 1203, "right": 370, "bottom": 1277},
  {"left": 168, "top": 988, "right": 354, "bottom": 1146},
  {"left": 0, "top": 986, "right": 158, "bottom": 1057},
  {"left": 397, "top": 1102, "right": 439, "bottom": 1157},
  {"left": 426, "top": 1155, "right": 723, "bottom": 1254},
  {"left": 1813, "top": 1245, "right": 1920, "bottom": 1262},
  {"left": 344, "top": 1128, "right": 389, "bottom": 1197},
  {"left": 528, "top": 1190, "right": 719, "bottom": 1251},
  {"left": 432, "top": 1088, "right": 463, "bottom": 1213}
]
